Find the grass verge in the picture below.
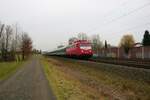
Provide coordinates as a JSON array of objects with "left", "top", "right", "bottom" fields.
[
  {"left": 42, "top": 57, "right": 105, "bottom": 100},
  {"left": 42, "top": 57, "right": 150, "bottom": 100},
  {"left": 0, "top": 61, "right": 24, "bottom": 81}
]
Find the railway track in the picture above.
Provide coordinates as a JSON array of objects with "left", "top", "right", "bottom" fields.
[
  {"left": 47, "top": 55, "right": 150, "bottom": 69},
  {"left": 89, "top": 58, "right": 150, "bottom": 69}
]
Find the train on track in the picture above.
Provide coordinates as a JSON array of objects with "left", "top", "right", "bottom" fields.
[{"left": 46, "top": 40, "right": 93, "bottom": 59}]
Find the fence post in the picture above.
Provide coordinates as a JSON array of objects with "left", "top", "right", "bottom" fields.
[
  {"left": 117, "top": 47, "right": 120, "bottom": 59},
  {"left": 142, "top": 46, "right": 144, "bottom": 59}
]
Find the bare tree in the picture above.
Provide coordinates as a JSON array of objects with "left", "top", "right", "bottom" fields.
[
  {"left": 5, "top": 25, "right": 13, "bottom": 52},
  {"left": 1, "top": 25, "right": 13, "bottom": 61},
  {"left": 0, "top": 24, "right": 14, "bottom": 61},
  {"left": 91, "top": 34, "right": 103, "bottom": 55},
  {"left": 78, "top": 33, "right": 88, "bottom": 40},
  {"left": 21, "top": 33, "right": 32, "bottom": 60},
  {"left": 0, "top": 23, "right": 5, "bottom": 38},
  {"left": 0, "top": 23, "right": 5, "bottom": 60},
  {"left": 0, "top": 23, "right": 5, "bottom": 51},
  {"left": 0, "top": 21, "right": 32, "bottom": 61},
  {"left": 13, "top": 24, "right": 20, "bottom": 52}
]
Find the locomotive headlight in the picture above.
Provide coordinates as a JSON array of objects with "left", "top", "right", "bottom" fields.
[{"left": 81, "top": 50, "right": 84, "bottom": 53}]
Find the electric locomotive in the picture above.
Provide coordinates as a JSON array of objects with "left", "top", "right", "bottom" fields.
[{"left": 66, "top": 40, "right": 93, "bottom": 58}]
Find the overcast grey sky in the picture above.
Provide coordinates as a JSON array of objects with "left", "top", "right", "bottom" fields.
[{"left": 0, "top": 0, "right": 150, "bottom": 51}]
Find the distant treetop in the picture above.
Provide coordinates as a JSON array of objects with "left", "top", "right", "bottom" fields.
[{"left": 142, "top": 30, "right": 150, "bottom": 46}]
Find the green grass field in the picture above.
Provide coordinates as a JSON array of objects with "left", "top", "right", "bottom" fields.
[
  {"left": 0, "top": 61, "right": 24, "bottom": 81},
  {"left": 42, "top": 57, "right": 150, "bottom": 100}
]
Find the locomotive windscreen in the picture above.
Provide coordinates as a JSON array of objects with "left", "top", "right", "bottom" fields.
[{"left": 80, "top": 44, "right": 92, "bottom": 50}]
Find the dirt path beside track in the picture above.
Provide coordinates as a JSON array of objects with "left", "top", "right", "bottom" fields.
[{"left": 0, "top": 56, "right": 56, "bottom": 100}]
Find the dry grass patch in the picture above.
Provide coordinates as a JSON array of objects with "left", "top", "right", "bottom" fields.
[
  {"left": 42, "top": 57, "right": 150, "bottom": 100},
  {"left": 42, "top": 58, "right": 112, "bottom": 100}
]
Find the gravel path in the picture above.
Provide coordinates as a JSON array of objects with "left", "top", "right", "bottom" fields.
[{"left": 0, "top": 57, "right": 56, "bottom": 100}]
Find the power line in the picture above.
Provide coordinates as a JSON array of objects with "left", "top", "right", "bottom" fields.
[
  {"left": 85, "top": 0, "right": 131, "bottom": 31},
  {"left": 112, "top": 22, "right": 150, "bottom": 34},
  {"left": 98, "top": 0, "right": 131, "bottom": 18},
  {"left": 88, "top": 1, "right": 150, "bottom": 33},
  {"left": 99, "top": 13, "right": 150, "bottom": 34}
]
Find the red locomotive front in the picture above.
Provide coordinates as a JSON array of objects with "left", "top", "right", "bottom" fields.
[{"left": 66, "top": 40, "right": 93, "bottom": 58}]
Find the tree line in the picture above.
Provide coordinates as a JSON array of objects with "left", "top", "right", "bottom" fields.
[
  {"left": 119, "top": 30, "right": 150, "bottom": 56},
  {"left": 0, "top": 22, "right": 32, "bottom": 61}
]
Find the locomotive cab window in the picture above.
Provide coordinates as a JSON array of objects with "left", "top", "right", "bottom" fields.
[{"left": 80, "top": 44, "right": 92, "bottom": 50}]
